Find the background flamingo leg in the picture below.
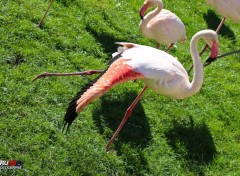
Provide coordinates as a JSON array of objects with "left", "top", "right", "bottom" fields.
[{"left": 165, "top": 43, "right": 174, "bottom": 52}]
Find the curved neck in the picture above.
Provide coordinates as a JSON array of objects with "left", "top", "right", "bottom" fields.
[
  {"left": 185, "top": 33, "right": 204, "bottom": 97},
  {"left": 144, "top": 1, "right": 162, "bottom": 20},
  {"left": 152, "top": 1, "right": 162, "bottom": 15}
]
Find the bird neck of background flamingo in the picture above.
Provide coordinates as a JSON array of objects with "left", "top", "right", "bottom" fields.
[
  {"left": 146, "top": 1, "right": 162, "bottom": 19},
  {"left": 154, "top": 1, "right": 162, "bottom": 14},
  {"left": 185, "top": 35, "right": 204, "bottom": 98}
]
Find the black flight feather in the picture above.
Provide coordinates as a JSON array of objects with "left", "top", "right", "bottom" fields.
[{"left": 63, "top": 52, "right": 123, "bottom": 132}]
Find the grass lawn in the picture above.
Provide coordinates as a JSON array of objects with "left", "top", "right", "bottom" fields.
[{"left": 0, "top": 0, "right": 239, "bottom": 175}]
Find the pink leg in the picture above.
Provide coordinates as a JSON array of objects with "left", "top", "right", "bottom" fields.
[
  {"left": 39, "top": 0, "right": 55, "bottom": 28},
  {"left": 32, "top": 70, "right": 104, "bottom": 81},
  {"left": 106, "top": 86, "right": 148, "bottom": 150},
  {"left": 215, "top": 17, "right": 226, "bottom": 33},
  {"left": 165, "top": 43, "right": 174, "bottom": 52}
]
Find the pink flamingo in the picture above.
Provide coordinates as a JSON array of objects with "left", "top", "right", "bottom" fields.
[
  {"left": 139, "top": 0, "right": 186, "bottom": 51},
  {"left": 189, "top": 0, "right": 240, "bottom": 73},
  {"left": 46, "top": 29, "right": 217, "bottom": 150},
  {"left": 206, "top": 0, "right": 240, "bottom": 33}
]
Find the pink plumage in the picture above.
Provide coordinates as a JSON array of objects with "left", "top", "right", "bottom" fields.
[
  {"left": 76, "top": 59, "right": 143, "bottom": 113},
  {"left": 139, "top": 0, "right": 186, "bottom": 50},
  {"left": 63, "top": 30, "right": 219, "bottom": 149},
  {"left": 206, "top": 0, "right": 240, "bottom": 23}
]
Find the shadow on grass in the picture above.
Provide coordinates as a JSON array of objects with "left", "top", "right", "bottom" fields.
[
  {"left": 165, "top": 117, "right": 217, "bottom": 174},
  {"left": 6, "top": 53, "right": 26, "bottom": 67},
  {"left": 92, "top": 91, "right": 152, "bottom": 147},
  {"left": 92, "top": 90, "right": 152, "bottom": 174},
  {"left": 85, "top": 24, "right": 124, "bottom": 55},
  {"left": 203, "top": 10, "right": 236, "bottom": 44}
]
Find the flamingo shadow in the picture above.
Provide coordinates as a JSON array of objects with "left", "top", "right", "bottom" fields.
[
  {"left": 85, "top": 24, "right": 125, "bottom": 55},
  {"left": 165, "top": 117, "right": 216, "bottom": 174},
  {"left": 92, "top": 91, "right": 152, "bottom": 148},
  {"left": 92, "top": 90, "right": 151, "bottom": 174},
  {"left": 203, "top": 10, "right": 236, "bottom": 44}
]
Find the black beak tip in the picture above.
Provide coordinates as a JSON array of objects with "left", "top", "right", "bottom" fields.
[{"left": 204, "top": 57, "right": 216, "bottom": 67}]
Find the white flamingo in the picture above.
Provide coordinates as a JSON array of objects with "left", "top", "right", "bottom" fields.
[
  {"left": 206, "top": 0, "right": 240, "bottom": 32},
  {"left": 56, "top": 29, "right": 218, "bottom": 150},
  {"left": 189, "top": 0, "right": 240, "bottom": 73},
  {"left": 139, "top": 0, "right": 186, "bottom": 51}
]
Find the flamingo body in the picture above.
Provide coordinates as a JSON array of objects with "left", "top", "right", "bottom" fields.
[
  {"left": 76, "top": 58, "right": 144, "bottom": 113},
  {"left": 139, "top": 0, "right": 186, "bottom": 48},
  {"left": 76, "top": 45, "right": 188, "bottom": 115},
  {"left": 206, "top": 0, "right": 240, "bottom": 23},
  {"left": 119, "top": 44, "right": 189, "bottom": 98},
  {"left": 63, "top": 30, "right": 219, "bottom": 149}
]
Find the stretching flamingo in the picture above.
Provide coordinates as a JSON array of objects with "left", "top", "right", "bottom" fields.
[
  {"left": 58, "top": 29, "right": 218, "bottom": 150},
  {"left": 139, "top": 0, "right": 186, "bottom": 51}
]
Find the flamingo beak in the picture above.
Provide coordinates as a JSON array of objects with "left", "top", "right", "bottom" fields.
[
  {"left": 139, "top": 4, "right": 148, "bottom": 20},
  {"left": 204, "top": 41, "right": 219, "bottom": 66}
]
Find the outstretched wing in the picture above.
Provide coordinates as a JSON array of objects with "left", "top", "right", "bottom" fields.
[{"left": 63, "top": 53, "right": 143, "bottom": 131}]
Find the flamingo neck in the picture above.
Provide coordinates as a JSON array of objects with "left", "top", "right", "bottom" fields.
[
  {"left": 185, "top": 33, "right": 204, "bottom": 98},
  {"left": 145, "top": 1, "right": 162, "bottom": 20},
  {"left": 152, "top": 1, "right": 162, "bottom": 15}
]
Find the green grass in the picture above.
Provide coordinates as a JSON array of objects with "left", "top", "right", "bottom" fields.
[{"left": 0, "top": 0, "right": 240, "bottom": 175}]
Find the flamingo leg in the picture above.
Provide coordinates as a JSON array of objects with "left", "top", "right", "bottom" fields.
[
  {"left": 106, "top": 86, "right": 148, "bottom": 150},
  {"left": 39, "top": 0, "right": 55, "bottom": 28},
  {"left": 165, "top": 43, "right": 174, "bottom": 52},
  {"left": 215, "top": 17, "right": 226, "bottom": 33},
  {"left": 32, "top": 70, "right": 105, "bottom": 81}
]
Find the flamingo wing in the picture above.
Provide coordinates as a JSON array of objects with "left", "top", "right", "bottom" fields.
[
  {"left": 147, "top": 9, "right": 186, "bottom": 44},
  {"left": 119, "top": 43, "right": 188, "bottom": 97},
  {"left": 64, "top": 42, "right": 188, "bottom": 130},
  {"left": 63, "top": 51, "right": 144, "bottom": 130}
]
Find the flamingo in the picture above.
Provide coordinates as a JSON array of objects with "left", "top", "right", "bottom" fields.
[
  {"left": 139, "top": 0, "right": 186, "bottom": 51},
  {"left": 57, "top": 29, "right": 218, "bottom": 150},
  {"left": 189, "top": 0, "right": 240, "bottom": 73},
  {"left": 206, "top": 0, "right": 240, "bottom": 33}
]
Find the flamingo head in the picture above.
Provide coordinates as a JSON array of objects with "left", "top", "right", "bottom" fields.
[
  {"left": 139, "top": 0, "right": 163, "bottom": 19},
  {"left": 203, "top": 31, "right": 219, "bottom": 66}
]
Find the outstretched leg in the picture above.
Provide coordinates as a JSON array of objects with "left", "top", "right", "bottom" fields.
[
  {"left": 106, "top": 86, "right": 148, "bottom": 150},
  {"left": 32, "top": 70, "right": 104, "bottom": 81}
]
